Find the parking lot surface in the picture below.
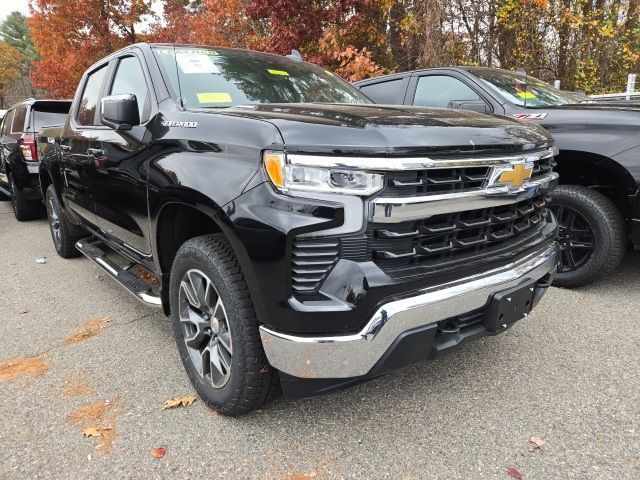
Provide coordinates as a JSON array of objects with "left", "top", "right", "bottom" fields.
[{"left": 0, "top": 200, "right": 638, "bottom": 479}]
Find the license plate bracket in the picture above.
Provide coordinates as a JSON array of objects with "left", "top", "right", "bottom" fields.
[{"left": 484, "top": 280, "right": 536, "bottom": 332}]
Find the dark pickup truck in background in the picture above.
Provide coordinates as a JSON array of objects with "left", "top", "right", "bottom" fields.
[
  {"left": 0, "top": 98, "right": 71, "bottom": 220},
  {"left": 38, "top": 43, "right": 559, "bottom": 415},
  {"left": 355, "top": 67, "right": 640, "bottom": 287}
]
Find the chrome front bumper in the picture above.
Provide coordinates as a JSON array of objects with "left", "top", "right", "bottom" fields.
[{"left": 259, "top": 242, "right": 559, "bottom": 379}]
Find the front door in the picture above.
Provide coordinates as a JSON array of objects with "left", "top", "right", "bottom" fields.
[{"left": 92, "top": 54, "right": 155, "bottom": 256}]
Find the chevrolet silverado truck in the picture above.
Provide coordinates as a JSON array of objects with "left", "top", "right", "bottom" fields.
[
  {"left": 38, "top": 44, "right": 559, "bottom": 415},
  {"left": 355, "top": 67, "right": 640, "bottom": 287}
]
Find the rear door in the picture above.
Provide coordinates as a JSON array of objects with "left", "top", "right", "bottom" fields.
[
  {"left": 91, "top": 52, "right": 155, "bottom": 256},
  {"left": 61, "top": 63, "right": 110, "bottom": 224},
  {"left": 0, "top": 108, "right": 26, "bottom": 186},
  {"left": 0, "top": 109, "right": 14, "bottom": 186}
]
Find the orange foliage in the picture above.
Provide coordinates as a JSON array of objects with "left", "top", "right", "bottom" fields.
[{"left": 28, "top": 0, "right": 154, "bottom": 97}]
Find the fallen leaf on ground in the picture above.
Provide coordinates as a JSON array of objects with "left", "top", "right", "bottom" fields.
[
  {"left": 161, "top": 395, "right": 197, "bottom": 410},
  {"left": 60, "top": 375, "right": 94, "bottom": 397},
  {"left": 16, "top": 309, "right": 28, "bottom": 314},
  {"left": 68, "top": 397, "right": 122, "bottom": 454},
  {"left": 0, "top": 355, "right": 51, "bottom": 382},
  {"left": 529, "top": 436, "right": 546, "bottom": 451},
  {"left": 507, "top": 466, "right": 524, "bottom": 479},
  {"left": 65, "top": 318, "right": 111, "bottom": 344},
  {"left": 150, "top": 447, "right": 166, "bottom": 458},
  {"left": 284, "top": 473, "right": 319, "bottom": 480},
  {"left": 83, "top": 426, "right": 111, "bottom": 438}
]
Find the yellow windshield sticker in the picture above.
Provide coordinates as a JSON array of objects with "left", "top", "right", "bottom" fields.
[
  {"left": 267, "top": 69, "right": 289, "bottom": 76},
  {"left": 517, "top": 91, "right": 537, "bottom": 100},
  {"left": 197, "top": 92, "right": 232, "bottom": 103}
]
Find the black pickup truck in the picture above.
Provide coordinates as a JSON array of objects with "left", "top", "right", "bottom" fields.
[
  {"left": 355, "top": 68, "right": 640, "bottom": 287},
  {"left": 38, "top": 43, "right": 559, "bottom": 415}
]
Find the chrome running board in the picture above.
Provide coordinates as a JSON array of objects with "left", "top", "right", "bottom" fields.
[{"left": 75, "top": 237, "right": 162, "bottom": 308}]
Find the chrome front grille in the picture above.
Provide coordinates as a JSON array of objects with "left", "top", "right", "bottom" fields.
[
  {"left": 380, "top": 166, "right": 491, "bottom": 197},
  {"left": 368, "top": 196, "right": 550, "bottom": 276}
]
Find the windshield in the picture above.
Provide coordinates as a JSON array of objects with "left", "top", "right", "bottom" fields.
[
  {"left": 153, "top": 46, "right": 371, "bottom": 108},
  {"left": 468, "top": 68, "right": 582, "bottom": 108}
]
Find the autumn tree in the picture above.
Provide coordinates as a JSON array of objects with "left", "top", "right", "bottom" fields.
[
  {"left": 0, "top": 41, "right": 23, "bottom": 108},
  {"left": 28, "top": 0, "right": 155, "bottom": 97}
]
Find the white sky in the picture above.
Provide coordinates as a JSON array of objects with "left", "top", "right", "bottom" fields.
[
  {"left": 0, "top": 0, "right": 162, "bottom": 30},
  {"left": 0, "top": 0, "right": 30, "bottom": 22}
]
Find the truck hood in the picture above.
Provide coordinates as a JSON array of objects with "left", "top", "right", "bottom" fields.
[{"left": 217, "top": 103, "right": 552, "bottom": 156}]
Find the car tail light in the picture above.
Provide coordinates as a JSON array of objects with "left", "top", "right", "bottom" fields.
[{"left": 20, "top": 133, "right": 38, "bottom": 161}]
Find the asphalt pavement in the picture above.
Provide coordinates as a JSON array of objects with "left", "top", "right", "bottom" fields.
[{"left": 0, "top": 200, "right": 638, "bottom": 479}]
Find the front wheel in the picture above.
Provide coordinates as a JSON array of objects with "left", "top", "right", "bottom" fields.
[
  {"left": 548, "top": 185, "right": 626, "bottom": 288},
  {"left": 170, "top": 234, "right": 280, "bottom": 416}
]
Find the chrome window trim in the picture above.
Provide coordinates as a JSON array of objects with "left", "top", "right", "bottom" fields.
[{"left": 287, "top": 146, "right": 554, "bottom": 171}]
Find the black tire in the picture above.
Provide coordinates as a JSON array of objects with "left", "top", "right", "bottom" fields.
[
  {"left": 45, "top": 184, "right": 83, "bottom": 258},
  {"left": 8, "top": 173, "right": 43, "bottom": 221},
  {"left": 548, "top": 185, "right": 626, "bottom": 288},
  {"left": 170, "top": 234, "right": 280, "bottom": 416}
]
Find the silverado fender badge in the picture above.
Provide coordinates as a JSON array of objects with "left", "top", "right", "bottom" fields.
[
  {"left": 160, "top": 121, "right": 198, "bottom": 128},
  {"left": 513, "top": 113, "right": 548, "bottom": 120}
]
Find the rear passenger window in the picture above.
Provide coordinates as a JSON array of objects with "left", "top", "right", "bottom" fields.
[
  {"left": 358, "top": 78, "right": 406, "bottom": 104},
  {"left": 110, "top": 56, "right": 151, "bottom": 123},
  {"left": 11, "top": 106, "right": 27, "bottom": 133},
  {"left": 77, "top": 65, "right": 108, "bottom": 126}
]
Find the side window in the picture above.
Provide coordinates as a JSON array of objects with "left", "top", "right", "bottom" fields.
[
  {"left": 77, "top": 65, "right": 108, "bottom": 126},
  {"left": 110, "top": 56, "right": 151, "bottom": 123},
  {"left": 358, "top": 78, "right": 406, "bottom": 104},
  {"left": 11, "top": 106, "right": 27, "bottom": 133},
  {"left": 413, "top": 75, "right": 481, "bottom": 108},
  {"left": 0, "top": 110, "right": 12, "bottom": 136}
]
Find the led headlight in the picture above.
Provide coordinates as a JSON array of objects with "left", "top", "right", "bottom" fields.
[{"left": 263, "top": 151, "right": 384, "bottom": 196}]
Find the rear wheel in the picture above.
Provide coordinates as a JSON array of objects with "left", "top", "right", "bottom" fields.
[
  {"left": 548, "top": 185, "right": 626, "bottom": 287},
  {"left": 8, "top": 173, "right": 43, "bottom": 221},
  {"left": 170, "top": 234, "right": 280, "bottom": 416},
  {"left": 45, "top": 184, "right": 83, "bottom": 258}
]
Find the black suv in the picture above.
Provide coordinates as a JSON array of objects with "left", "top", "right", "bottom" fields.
[{"left": 0, "top": 99, "right": 71, "bottom": 220}]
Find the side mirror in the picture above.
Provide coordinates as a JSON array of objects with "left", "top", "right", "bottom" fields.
[
  {"left": 100, "top": 94, "right": 140, "bottom": 131},
  {"left": 448, "top": 99, "right": 491, "bottom": 114}
]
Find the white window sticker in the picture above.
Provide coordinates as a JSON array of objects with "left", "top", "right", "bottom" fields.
[{"left": 176, "top": 53, "right": 220, "bottom": 74}]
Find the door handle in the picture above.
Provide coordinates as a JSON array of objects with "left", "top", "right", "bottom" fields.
[{"left": 87, "top": 148, "right": 104, "bottom": 156}]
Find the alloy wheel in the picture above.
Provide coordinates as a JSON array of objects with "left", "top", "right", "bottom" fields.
[
  {"left": 178, "top": 269, "right": 233, "bottom": 388},
  {"left": 46, "top": 196, "right": 62, "bottom": 248},
  {"left": 549, "top": 205, "right": 595, "bottom": 273}
]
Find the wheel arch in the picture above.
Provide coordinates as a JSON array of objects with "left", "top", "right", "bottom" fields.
[
  {"left": 151, "top": 190, "right": 260, "bottom": 316},
  {"left": 555, "top": 149, "right": 637, "bottom": 217}
]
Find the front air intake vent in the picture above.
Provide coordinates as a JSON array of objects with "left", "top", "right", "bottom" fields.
[{"left": 291, "top": 238, "right": 340, "bottom": 293}]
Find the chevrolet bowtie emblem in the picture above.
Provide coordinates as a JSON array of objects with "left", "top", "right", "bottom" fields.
[{"left": 498, "top": 163, "right": 533, "bottom": 188}]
